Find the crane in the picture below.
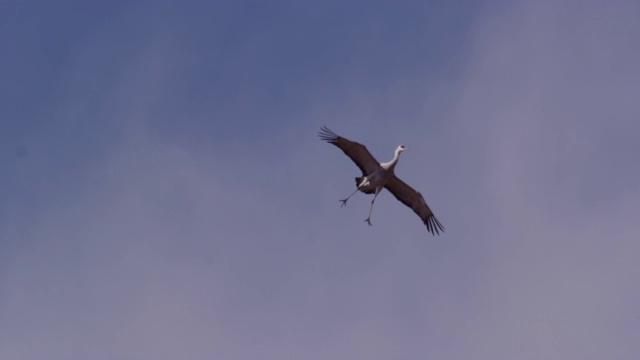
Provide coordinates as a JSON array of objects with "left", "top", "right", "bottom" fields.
[{"left": 318, "top": 126, "right": 444, "bottom": 235}]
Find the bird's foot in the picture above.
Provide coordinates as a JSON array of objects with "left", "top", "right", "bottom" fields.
[
  {"left": 339, "top": 199, "right": 348, "bottom": 208},
  {"left": 364, "top": 218, "right": 372, "bottom": 226}
]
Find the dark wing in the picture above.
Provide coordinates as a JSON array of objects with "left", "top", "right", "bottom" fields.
[
  {"left": 318, "top": 126, "right": 380, "bottom": 175},
  {"left": 384, "top": 176, "right": 445, "bottom": 236}
]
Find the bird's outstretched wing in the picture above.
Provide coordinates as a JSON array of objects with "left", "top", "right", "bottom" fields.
[
  {"left": 318, "top": 126, "right": 380, "bottom": 175},
  {"left": 384, "top": 176, "right": 445, "bottom": 236}
]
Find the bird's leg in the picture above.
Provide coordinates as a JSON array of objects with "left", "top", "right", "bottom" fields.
[
  {"left": 364, "top": 187, "right": 381, "bottom": 226},
  {"left": 339, "top": 188, "right": 360, "bottom": 208}
]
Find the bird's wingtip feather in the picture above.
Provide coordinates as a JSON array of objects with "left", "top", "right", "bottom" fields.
[
  {"left": 318, "top": 126, "right": 339, "bottom": 142},
  {"left": 425, "top": 215, "right": 445, "bottom": 236}
]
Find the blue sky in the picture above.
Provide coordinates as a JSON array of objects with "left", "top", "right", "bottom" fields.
[{"left": 1, "top": 1, "right": 639, "bottom": 359}]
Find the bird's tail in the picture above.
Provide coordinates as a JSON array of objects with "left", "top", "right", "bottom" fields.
[{"left": 355, "top": 177, "right": 364, "bottom": 188}]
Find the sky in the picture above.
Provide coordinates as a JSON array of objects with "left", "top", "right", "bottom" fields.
[{"left": 1, "top": 1, "right": 639, "bottom": 359}]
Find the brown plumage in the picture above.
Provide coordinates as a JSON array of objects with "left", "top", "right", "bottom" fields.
[{"left": 318, "top": 126, "right": 444, "bottom": 235}]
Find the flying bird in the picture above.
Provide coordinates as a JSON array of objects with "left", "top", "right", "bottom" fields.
[{"left": 318, "top": 126, "right": 444, "bottom": 235}]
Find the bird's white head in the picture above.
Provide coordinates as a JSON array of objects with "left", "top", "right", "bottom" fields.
[{"left": 397, "top": 144, "right": 407, "bottom": 154}]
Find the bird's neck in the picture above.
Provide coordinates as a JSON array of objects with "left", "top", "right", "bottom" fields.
[{"left": 388, "top": 149, "right": 401, "bottom": 169}]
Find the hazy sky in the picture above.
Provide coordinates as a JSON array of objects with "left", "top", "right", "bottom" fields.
[{"left": 1, "top": 1, "right": 639, "bottom": 359}]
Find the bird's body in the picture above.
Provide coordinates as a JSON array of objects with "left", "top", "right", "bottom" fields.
[
  {"left": 318, "top": 126, "right": 444, "bottom": 235},
  {"left": 354, "top": 148, "right": 400, "bottom": 193}
]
